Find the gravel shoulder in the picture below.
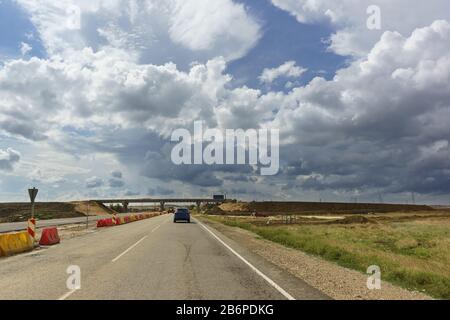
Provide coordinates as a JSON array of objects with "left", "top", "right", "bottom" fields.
[{"left": 199, "top": 216, "right": 433, "bottom": 300}]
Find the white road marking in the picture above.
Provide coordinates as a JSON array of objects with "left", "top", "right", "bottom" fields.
[
  {"left": 58, "top": 217, "right": 169, "bottom": 300},
  {"left": 112, "top": 235, "right": 148, "bottom": 262},
  {"left": 111, "top": 218, "right": 168, "bottom": 263},
  {"left": 196, "top": 219, "right": 296, "bottom": 301},
  {"left": 58, "top": 289, "right": 78, "bottom": 300},
  {"left": 151, "top": 225, "right": 162, "bottom": 233},
  {"left": 151, "top": 218, "right": 168, "bottom": 232}
]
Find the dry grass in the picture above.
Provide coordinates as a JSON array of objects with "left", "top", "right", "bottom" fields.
[{"left": 205, "top": 213, "right": 450, "bottom": 299}]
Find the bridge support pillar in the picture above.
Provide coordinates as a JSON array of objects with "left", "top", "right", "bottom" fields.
[
  {"left": 196, "top": 201, "right": 201, "bottom": 213},
  {"left": 160, "top": 201, "right": 165, "bottom": 212},
  {"left": 122, "top": 202, "right": 129, "bottom": 213}
]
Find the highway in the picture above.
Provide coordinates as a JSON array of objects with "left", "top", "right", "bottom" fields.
[
  {"left": 0, "top": 215, "right": 109, "bottom": 233},
  {"left": 0, "top": 214, "right": 327, "bottom": 300}
]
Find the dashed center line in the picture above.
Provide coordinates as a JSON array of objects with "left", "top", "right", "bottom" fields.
[
  {"left": 112, "top": 235, "right": 149, "bottom": 263},
  {"left": 58, "top": 216, "right": 170, "bottom": 300},
  {"left": 112, "top": 218, "right": 168, "bottom": 263}
]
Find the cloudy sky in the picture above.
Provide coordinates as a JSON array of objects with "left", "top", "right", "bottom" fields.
[{"left": 0, "top": 0, "right": 449, "bottom": 204}]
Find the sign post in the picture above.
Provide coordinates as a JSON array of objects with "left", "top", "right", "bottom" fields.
[
  {"left": 86, "top": 201, "right": 90, "bottom": 229},
  {"left": 28, "top": 188, "right": 38, "bottom": 242}
]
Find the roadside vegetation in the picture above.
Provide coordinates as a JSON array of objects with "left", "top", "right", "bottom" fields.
[
  {"left": 0, "top": 202, "right": 85, "bottom": 223},
  {"left": 204, "top": 213, "right": 450, "bottom": 299}
]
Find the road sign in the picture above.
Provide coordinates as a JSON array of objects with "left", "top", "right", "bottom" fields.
[
  {"left": 28, "top": 188, "right": 38, "bottom": 203},
  {"left": 28, "top": 188, "right": 38, "bottom": 219}
]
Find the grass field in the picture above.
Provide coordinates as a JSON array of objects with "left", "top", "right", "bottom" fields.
[{"left": 205, "top": 213, "right": 450, "bottom": 299}]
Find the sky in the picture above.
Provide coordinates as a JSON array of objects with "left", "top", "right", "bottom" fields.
[{"left": 0, "top": 0, "right": 449, "bottom": 204}]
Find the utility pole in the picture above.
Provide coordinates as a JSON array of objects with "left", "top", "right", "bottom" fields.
[
  {"left": 378, "top": 192, "right": 383, "bottom": 204},
  {"left": 86, "top": 201, "right": 90, "bottom": 229}
]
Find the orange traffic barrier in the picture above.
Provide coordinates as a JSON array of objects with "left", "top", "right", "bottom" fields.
[
  {"left": 0, "top": 231, "right": 34, "bottom": 257},
  {"left": 39, "top": 228, "right": 60, "bottom": 246},
  {"left": 97, "top": 218, "right": 115, "bottom": 228}
]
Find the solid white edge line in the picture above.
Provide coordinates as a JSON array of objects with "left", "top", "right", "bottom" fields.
[
  {"left": 112, "top": 235, "right": 148, "bottom": 262},
  {"left": 196, "top": 219, "right": 296, "bottom": 301},
  {"left": 58, "top": 288, "right": 78, "bottom": 300}
]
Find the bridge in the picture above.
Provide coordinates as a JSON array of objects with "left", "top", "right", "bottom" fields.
[{"left": 93, "top": 198, "right": 225, "bottom": 212}]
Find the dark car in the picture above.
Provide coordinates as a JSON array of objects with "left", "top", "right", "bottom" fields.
[{"left": 173, "top": 208, "right": 190, "bottom": 223}]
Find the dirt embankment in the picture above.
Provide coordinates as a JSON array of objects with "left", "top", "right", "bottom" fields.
[
  {"left": 0, "top": 201, "right": 113, "bottom": 223},
  {"left": 71, "top": 201, "right": 115, "bottom": 216},
  {"left": 0, "top": 202, "right": 83, "bottom": 223},
  {"left": 216, "top": 201, "right": 434, "bottom": 216}
]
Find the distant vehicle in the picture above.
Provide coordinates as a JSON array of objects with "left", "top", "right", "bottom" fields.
[
  {"left": 168, "top": 207, "right": 175, "bottom": 213},
  {"left": 174, "top": 208, "right": 190, "bottom": 223}
]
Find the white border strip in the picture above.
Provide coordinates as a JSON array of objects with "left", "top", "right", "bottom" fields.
[
  {"left": 58, "top": 289, "right": 78, "bottom": 301},
  {"left": 196, "top": 219, "right": 295, "bottom": 300},
  {"left": 112, "top": 235, "right": 148, "bottom": 262}
]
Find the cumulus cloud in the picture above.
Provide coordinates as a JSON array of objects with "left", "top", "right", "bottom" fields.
[
  {"left": 1, "top": 3, "right": 450, "bottom": 201},
  {"left": 16, "top": 0, "right": 261, "bottom": 63},
  {"left": 0, "top": 49, "right": 229, "bottom": 140},
  {"left": 270, "top": 20, "right": 450, "bottom": 194},
  {"left": 0, "top": 148, "right": 21, "bottom": 171},
  {"left": 259, "top": 61, "right": 307, "bottom": 84},
  {"left": 270, "top": 0, "right": 450, "bottom": 57},
  {"left": 20, "top": 42, "right": 32, "bottom": 56},
  {"left": 169, "top": 0, "right": 261, "bottom": 61}
]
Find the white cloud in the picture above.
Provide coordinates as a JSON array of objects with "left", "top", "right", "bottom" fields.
[
  {"left": 0, "top": 148, "right": 21, "bottom": 171},
  {"left": 16, "top": 0, "right": 261, "bottom": 63},
  {"left": 259, "top": 61, "right": 307, "bottom": 84},
  {"left": 1, "top": 10, "right": 450, "bottom": 200},
  {"left": 270, "top": 0, "right": 450, "bottom": 57},
  {"left": 20, "top": 42, "right": 32, "bottom": 56},
  {"left": 169, "top": 0, "right": 261, "bottom": 61}
]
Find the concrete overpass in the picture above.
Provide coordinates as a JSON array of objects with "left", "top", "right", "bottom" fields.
[{"left": 93, "top": 198, "right": 225, "bottom": 212}]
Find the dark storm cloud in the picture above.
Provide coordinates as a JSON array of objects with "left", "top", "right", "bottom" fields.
[
  {"left": 147, "top": 186, "right": 175, "bottom": 196},
  {"left": 109, "top": 178, "right": 125, "bottom": 188},
  {"left": 111, "top": 171, "right": 123, "bottom": 179},
  {"left": 85, "top": 176, "right": 103, "bottom": 189}
]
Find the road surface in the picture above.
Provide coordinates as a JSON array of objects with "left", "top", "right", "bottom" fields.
[
  {"left": 0, "top": 214, "right": 328, "bottom": 300},
  {"left": 0, "top": 216, "right": 109, "bottom": 233}
]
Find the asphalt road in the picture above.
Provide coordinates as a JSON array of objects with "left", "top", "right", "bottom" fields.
[
  {"left": 0, "top": 214, "right": 327, "bottom": 300},
  {"left": 0, "top": 215, "right": 126, "bottom": 233}
]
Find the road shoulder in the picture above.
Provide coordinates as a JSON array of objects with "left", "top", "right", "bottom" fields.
[
  {"left": 197, "top": 216, "right": 432, "bottom": 300},
  {"left": 195, "top": 217, "right": 329, "bottom": 300}
]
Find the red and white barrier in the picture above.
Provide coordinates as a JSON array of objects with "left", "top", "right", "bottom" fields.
[
  {"left": 27, "top": 218, "right": 36, "bottom": 242},
  {"left": 39, "top": 227, "right": 60, "bottom": 246}
]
